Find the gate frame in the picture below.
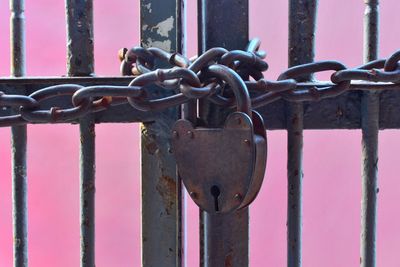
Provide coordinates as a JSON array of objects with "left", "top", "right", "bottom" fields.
[{"left": 3, "top": 0, "right": 385, "bottom": 266}]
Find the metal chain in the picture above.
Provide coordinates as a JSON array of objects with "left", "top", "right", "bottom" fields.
[{"left": 1, "top": 38, "right": 400, "bottom": 127}]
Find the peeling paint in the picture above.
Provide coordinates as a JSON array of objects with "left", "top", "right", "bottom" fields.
[
  {"left": 152, "top": 16, "right": 174, "bottom": 37},
  {"left": 144, "top": 3, "right": 152, "bottom": 13},
  {"left": 145, "top": 38, "right": 172, "bottom": 52}
]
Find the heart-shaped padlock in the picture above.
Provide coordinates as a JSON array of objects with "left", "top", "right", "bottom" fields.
[{"left": 171, "top": 64, "right": 267, "bottom": 214}]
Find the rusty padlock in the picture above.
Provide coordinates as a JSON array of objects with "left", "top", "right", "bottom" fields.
[{"left": 171, "top": 64, "right": 267, "bottom": 214}]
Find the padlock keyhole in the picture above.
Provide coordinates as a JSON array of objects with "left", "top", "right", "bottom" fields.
[{"left": 210, "top": 185, "right": 221, "bottom": 212}]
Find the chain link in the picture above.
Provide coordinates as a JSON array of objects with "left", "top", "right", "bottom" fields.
[{"left": 1, "top": 38, "right": 400, "bottom": 127}]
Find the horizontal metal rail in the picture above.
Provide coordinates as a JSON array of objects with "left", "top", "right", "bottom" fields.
[
  {"left": 1, "top": 78, "right": 400, "bottom": 129},
  {"left": 0, "top": 76, "right": 133, "bottom": 85},
  {"left": 2, "top": 76, "right": 400, "bottom": 89}
]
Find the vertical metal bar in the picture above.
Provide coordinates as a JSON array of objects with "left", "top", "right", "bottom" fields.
[
  {"left": 287, "top": 1, "right": 317, "bottom": 266},
  {"left": 140, "top": 1, "right": 184, "bottom": 266},
  {"left": 78, "top": 117, "right": 95, "bottom": 267},
  {"left": 65, "top": 1, "right": 95, "bottom": 266},
  {"left": 66, "top": 0, "right": 95, "bottom": 77},
  {"left": 10, "top": 0, "right": 28, "bottom": 266},
  {"left": 198, "top": 1, "right": 249, "bottom": 266},
  {"left": 360, "top": 1, "right": 379, "bottom": 266}
]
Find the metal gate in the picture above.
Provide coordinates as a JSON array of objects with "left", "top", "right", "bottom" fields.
[{"left": 1, "top": 0, "right": 399, "bottom": 266}]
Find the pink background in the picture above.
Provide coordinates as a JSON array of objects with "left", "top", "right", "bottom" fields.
[{"left": 1, "top": 0, "right": 400, "bottom": 266}]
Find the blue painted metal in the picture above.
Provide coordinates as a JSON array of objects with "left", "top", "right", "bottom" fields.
[{"left": 140, "top": 0, "right": 185, "bottom": 266}]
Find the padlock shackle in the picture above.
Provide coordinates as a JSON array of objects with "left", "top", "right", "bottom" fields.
[{"left": 203, "top": 64, "right": 252, "bottom": 117}]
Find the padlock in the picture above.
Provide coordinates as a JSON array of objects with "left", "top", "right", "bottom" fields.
[{"left": 171, "top": 64, "right": 267, "bottom": 214}]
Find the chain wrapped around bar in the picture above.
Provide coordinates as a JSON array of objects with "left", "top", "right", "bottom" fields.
[{"left": 1, "top": 38, "right": 400, "bottom": 127}]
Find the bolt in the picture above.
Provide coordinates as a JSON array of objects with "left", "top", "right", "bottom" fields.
[
  {"left": 234, "top": 193, "right": 242, "bottom": 201},
  {"left": 187, "top": 130, "right": 194, "bottom": 138},
  {"left": 172, "top": 131, "right": 179, "bottom": 139},
  {"left": 244, "top": 139, "right": 251, "bottom": 146},
  {"left": 189, "top": 192, "right": 197, "bottom": 199}
]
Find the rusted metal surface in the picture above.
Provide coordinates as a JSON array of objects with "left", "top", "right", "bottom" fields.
[
  {"left": 66, "top": 0, "right": 94, "bottom": 77},
  {"left": 78, "top": 115, "right": 95, "bottom": 267},
  {"left": 3, "top": 48, "right": 400, "bottom": 128},
  {"left": 241, "top": 110, "right": 267, "bottom": 207},
  {"left": 10, "top": 0, "right": 25, "bottom": 77},
  {"left": 140, "top": 0, "right": 184, "bottom": 266},
  {"left": 198, "top": 0, "right": 250, "bottom": 266},
  {"left": 10, "top": 126, "right": 27, "bottom": 267},
  {"left": 203, "top": 210, "right": 249, "bottom": 267},
  {"left": 10, "top": 0, "right": 28, "bottom": 266},
  {"left": 172, "top": 61, "right": 266, "bottom": 214},
  {"left": 4, "top": 85, "right": 400, "bottom": 128},
  {"left": 172, "top": 111, "right": 266, "bottom": 214},
  {"left": 287, "top": 1, "right": 317, "bottom": 266},
  {"left": 1, "top": 0, "right": 399, "bottom": 265},
  {"left": 66, "top": 1, "right": 95, "bottom": 266},
  {"left": 360, "top": 1, "right": 379, "bottom": 266},
  {"left": 0, "top": 77, "right": 154, "bottom": 124}
]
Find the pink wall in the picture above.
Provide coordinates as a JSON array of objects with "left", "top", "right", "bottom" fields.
[{"left": 1, "top": 1, "right": 400, "bottom": 266}]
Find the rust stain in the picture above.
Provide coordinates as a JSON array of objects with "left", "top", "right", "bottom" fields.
[
  {"left": 156, "top": 175, "right": 176, "bottom": 215},
  {"left": 142, "top": 127, "right": 159, "bottom": 155},
  {"left": 89, "top": 123, "right": 95, "bottom": 137},
  {"left": 144, "top": 140, "right": 158, "bottom": 154},
  {"left": 83, "top": 180, "right": 95, "bottom": 193},
  {"left": 336, "top": 106, "right": 344, "bottom": 118},
  {"left": 224, "top": 251, "right": 233, "bottom": 267}
]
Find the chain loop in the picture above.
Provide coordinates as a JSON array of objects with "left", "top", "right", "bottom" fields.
[{"left": 19, "top": 85, "right": 90, "bottom": 123}]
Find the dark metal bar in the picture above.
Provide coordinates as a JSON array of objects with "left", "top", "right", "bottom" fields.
[
  {"left": 10, "top": 0, "right": 26, "bottom": 77},
  {"left": 11, "top": 126, "right": 27, "bottom": 267},
  {"left": 1, "top": 79, "right": 400, "bottom": 128},
  {"left": 2, "top": 76, "right": 400, "bottom": 89},
  {"left": 0, "top": 76, "right": 133, "bottom": 85},
  {"left": 66, "top": 1, "right": 95, "bottom": 266},
  {"left": 198, "top": 1, "right": 249, "bottom": 266},
  {"left": 78, "top": 115, "right": 95, "bottom": 267},
  {"left": 287, "top": 1, "right": 317, "bottom": 266},
  {"left": 66, "top": 0, "right": 94, "bottom": 77},
  {"left": 360, "top": 1, "right": 379, "bottom": 266},
  {"left": 10, "top": 0, "right": 28, "bottom": 266},
  {"left": 140, "top": 1, "right": 184, "bottom": 266}
]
